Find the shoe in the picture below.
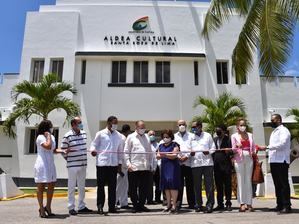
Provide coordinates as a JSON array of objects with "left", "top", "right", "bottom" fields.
[
  {"left": 140, "top": 206, "right": 150, "bottom": 212},
  {"left": 163, "top": 207, "right": 172, "bottom": 213},
  {"left": 39, "top": 209, "right": 47, "bottom": 218},
  {"left": 205, "top": 207, "right": 213, "bottom": 213},
  {"left": 195, "top": 206, "right": 204, "bottom": 213},
  {"left": 147, "top": 201, "right": 156, "bottom": 205},
  {"left": 239, "top": 205, "right": 246, "bottom": 212},
  {"left": 269, "top": 207, "right": 282, "bottom": 212},
  {"left": 226, "top": 205, "right": 232, "bottom": 211},
  {"left": 44, "top": 207, "right": 55, "bottom": 217},
  {"left": 214, "top": 205, "right": 225, "bottom": 211},
  {"left": 278, "top": 207, "right": 292, "bottom": 214},
  {"left": 131, "top": 207, "right": 139, "bottom": 213},
  {"left": 69, "top": 209, "right": 77, "bottom": 216},
  {"left": 97, "top": 208, "right": 104, "bottom": 215},
  {"left": 78, "top": 207, "right": 93, "bottom": 214},
  {"left": 120, "top": 205, "right": 132, "bottom": 209},
  {"left": 188, "top": 205, "right": 195, "bottom": 209},
  {"left": 247, "top": 206, "right": 255, "bottom": 212},
  {"left": 170, "top": 207, "right": 179, "bottom": 214},
  {"left": 155, "top": 200, "right": 163, "bottom": 204},
  {"left": 108, "top": 208, "right": 118, "bottom": 213}
]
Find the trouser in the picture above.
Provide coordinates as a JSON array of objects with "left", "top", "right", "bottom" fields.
[
  {"left": 96, "top": 166, "right": 118, "bottom": 210},
  {"left": 234, "top": 151, "right": 253, "bottom": 205},
  {"left": 178, "top": 165, "right": 195, "bottom": 207},
  {"left": 270, "top": 162, "right": 291, "bottom": 209},
  {"left": 116, "top": 168, "right": 129, "bottom": 207},
  {"left": 214, "top": 163, "right": 232, "bottom": 207},
  {"left": 147, "top": 166, "right": 161, "bottom": 202},
  {"left": 128, "top": 170, "right": 151, "bottom": 209},
  {"left": 68, "top": 166, "right": 87, "bottom": 210},
  {"left": 192, "top": 166, "right": 214, "bottom": 208}
]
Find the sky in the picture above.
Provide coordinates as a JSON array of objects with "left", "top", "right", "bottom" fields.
[{"left": 0, "top": 0, "right": 298, "bottom": 76}]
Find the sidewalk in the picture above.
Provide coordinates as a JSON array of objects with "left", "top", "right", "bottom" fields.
[{"left": 1, "top": 189, "right": 298, "bottom": 224}]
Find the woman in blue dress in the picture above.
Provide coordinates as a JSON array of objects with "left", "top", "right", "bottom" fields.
[{"left": 157, "top": 129, "right": 181, "bottom": 214}]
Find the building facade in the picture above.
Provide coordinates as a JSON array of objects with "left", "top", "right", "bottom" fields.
[{"left": 1, "top": 0, "right": 299, "bottom": 185}]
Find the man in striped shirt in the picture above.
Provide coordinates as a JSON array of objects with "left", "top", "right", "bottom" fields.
[{"left": 61, "top": 117, "right": 92, "bottom": 216}]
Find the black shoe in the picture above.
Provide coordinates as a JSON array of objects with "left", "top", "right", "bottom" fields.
[
  {"left": 195, "top": 206, "right": 204, "bottom": 212},
  {"left": 155, "top": 200, "right": 163, "bottom": 204},
  {"left": 269, "top": 206, "right": 283, "bottom": 212},
  {"left": 69, "top": 209, "right": 77, "bottom": 216},
  {"left": 44, "top": 207, "right": 55, "bottom": 217},
  {"left": 226, "top": 205, "right": 232, "bottom": 211},
  {"left": 97, "top": 208, "right": 104, "bottom": 215},
  {"left": 205, "top": 207, "right": 213, "bottom": 213},
  {"left": 132, "top": 207, "right": 139, "bottom": 213},
  {"left": 78, "top": 207, "right": 93, "bottom": 214},
  {"left": 278, "top": 207, "right": 292, "bottom": 214},
  {"left": 188, "top": 205, "right": 195, "bottom": 209},
  {"left": 39, "top": 209, "right": 48, "bottom": 218},
  {"left": 214, "top": 205, "right": 225, "bottom": 211},
  {"left": 170, "top": 207, "right": 179, "bottom": 214},
  {"left": 140, "top": 206, "right": 150, "bottom": 212},
  {"left": 147, "top": 201, "right": 157, "bottom": 205},
  {"left": 108, "top": 208, "right": 118, "bottom": 213},
  {"left": 120, "top": 205, "right": 132, "bottom": 209}
]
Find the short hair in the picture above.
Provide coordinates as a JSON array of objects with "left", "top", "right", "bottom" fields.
[
  {"left": 236, "top": 118, "right": 246, "bottom": 125},
  {"left": 121, "top": 124, "right": 131, "bottom": 133},
  {"left": 71, "top": 117, "right": 80, "bottom": 126},
  {"left": 107, "top": 116, "right": 117, "bottom": 123},
  {"left": 135, "top": 120, "right": 145, "bottom": 126},
  {"left": 37, "top": 120, "right": 53, "bottom": 135},
  {"left": 216, "top": 124, "right": 227, "bottom": 131},
  {"left": 195, "top": 121, "right": 202, "bottom": 128},
  {"left": 161, "top": 129, "right": 174, "bottom": 140},
  {"left": 272, "top": 114, "right": 282, "bottom": 122}
]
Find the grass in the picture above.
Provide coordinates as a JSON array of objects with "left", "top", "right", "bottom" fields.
[
  {"left": 294, "top": 184, "right": 299, "bottom": 196},
  {"left": 20, "top": 188, "right": 69, "bottom": 195}
]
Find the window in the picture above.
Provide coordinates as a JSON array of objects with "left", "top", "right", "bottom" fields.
[
  {"left": 236, "top": 74, "right": 247, "bottom": 85},
  {"left": 134, "top": 61, "right": 148, "bottom": 83},
  {"left": 50, "top": 59, "right": 64, "bottom": 81},
  {"left": 156, "top": 61, "right": 170, "bottom": 83},
  {"left": 32, "top": 59, "right": 45, "bottom": 83},
  {"left": 81, "top": 60, "right": 86, "bottom": 84},
  {"left": 216, "top": 61, "right": 229, "bottom": 84},
  {"left": 111, "top": 61, "right": 126, "bottom": 83},
  {"left": 194, "top": 61, "right": 199, "bottom": 85},
  {"left": 28, "top": 128, "right": 59, "bottom": 154}
]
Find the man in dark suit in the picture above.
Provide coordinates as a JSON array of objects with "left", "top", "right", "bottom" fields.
[{"left": 213, "top": 125, "right": 233, "bottom": 211}]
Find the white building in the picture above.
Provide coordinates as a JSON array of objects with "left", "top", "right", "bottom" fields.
[{"left": 0, "top": 0, "right": 299, "bottom": 186}]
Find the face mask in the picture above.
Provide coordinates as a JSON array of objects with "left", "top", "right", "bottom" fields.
[
  {"left": 163, "top": 137, "right": 172, "bottom": 144},
  {"left": 49, "top": 128, "right": 54, "bottom": 133},
  {"left": 191, "top": 127, "right": 197, "bottom": 134},
  {"left": 78, "top": 123, "right": 83, "bottom": 130},
  {"left": 137, "top": 128, "right": 146, "bottom": 135},
  {"left": 239, "top": 126, "right": 246, "bottom": 132},
  {"left": 271, "top": 122, "right": 278, "bottom": 129},
  {"left": 111, "top": 124, "right": 118, "bottom": 131},
  {"left": 216, "top": 130, "right": 222, "bottom": 137},
  {"left": 149, "top": 135, "right": 156, "bottom": 142},
  {"left": 179, "top": 125, "right": 186, "bottom": 133}
]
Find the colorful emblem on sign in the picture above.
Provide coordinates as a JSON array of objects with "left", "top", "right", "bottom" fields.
[{"left": 132, "top": 16, "right": 148, "bottom": 31}]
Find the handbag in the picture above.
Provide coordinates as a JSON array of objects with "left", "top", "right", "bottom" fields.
[{"left": 252, "top": 155, "right": 264, "bottom": 184}]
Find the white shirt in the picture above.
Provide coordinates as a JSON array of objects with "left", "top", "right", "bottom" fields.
[
  {"left": 174, "top": 131, "right": 194, "bottom": 167},
  {"left": 191, "top": 132, "right": 216, "bottom": 168},
  {"left": 90, "top": 128, "right": 123, "bottom": 167},
  {"left": 150, "top": 141, "right": 159, "bottom": 170},
  {"left": 268, "top": 125, "right": 291, "bottom": 164},
  {"left": 124, "top": 132, "right": 152, "bottom": 171}
]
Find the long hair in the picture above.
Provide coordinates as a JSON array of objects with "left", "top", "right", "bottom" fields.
[{"left": 37, "top": 120, "right": 53, "bottom": 135}]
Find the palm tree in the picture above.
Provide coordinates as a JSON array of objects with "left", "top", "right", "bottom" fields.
[
  {"left": 202, "top": 0, "right": 299, "bottom": 81},
  {"left": 193, "top": 92, "right": 247, "bottom": 134},
  {"left": 286, "top": 108, "right": 299, "bottom": 140},
  {"left": 3, "top": 73, "right": 80, "bottom": 138}
]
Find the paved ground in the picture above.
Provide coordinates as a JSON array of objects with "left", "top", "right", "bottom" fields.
[{"left": 1, "top": 190, "right": 299, "bottom": 224}]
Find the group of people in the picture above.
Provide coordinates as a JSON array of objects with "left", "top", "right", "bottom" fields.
[{"left": 33, "top": 114, "right": 293, "bottom": 218}]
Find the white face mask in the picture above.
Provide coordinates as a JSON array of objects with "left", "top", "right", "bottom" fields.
[
  {"left": 178, "top": 125, "right": 186, "bottom": 133},
  {"left": 137, "top": 128, "right": 146, "bottom": 135},
  {"left": 163, "top": 137, "right": 172, "bottom": 144},
  {"left": 239, "top": 126, "right": 246, "bottom": 132},
  {"left": 111, "top": 124, "right": 118, "bottom": 131}
]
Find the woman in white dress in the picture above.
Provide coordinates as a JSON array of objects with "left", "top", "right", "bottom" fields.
[{"left": 34, "top": 120, "right": 65, "bottom": 218}]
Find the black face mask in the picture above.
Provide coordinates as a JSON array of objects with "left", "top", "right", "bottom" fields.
[
  {"left": 271, "top": 122, "right": 278, "bottom": 129},
  {"left": 216, "top": 131, "right": 222, "bottom": 137}
]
